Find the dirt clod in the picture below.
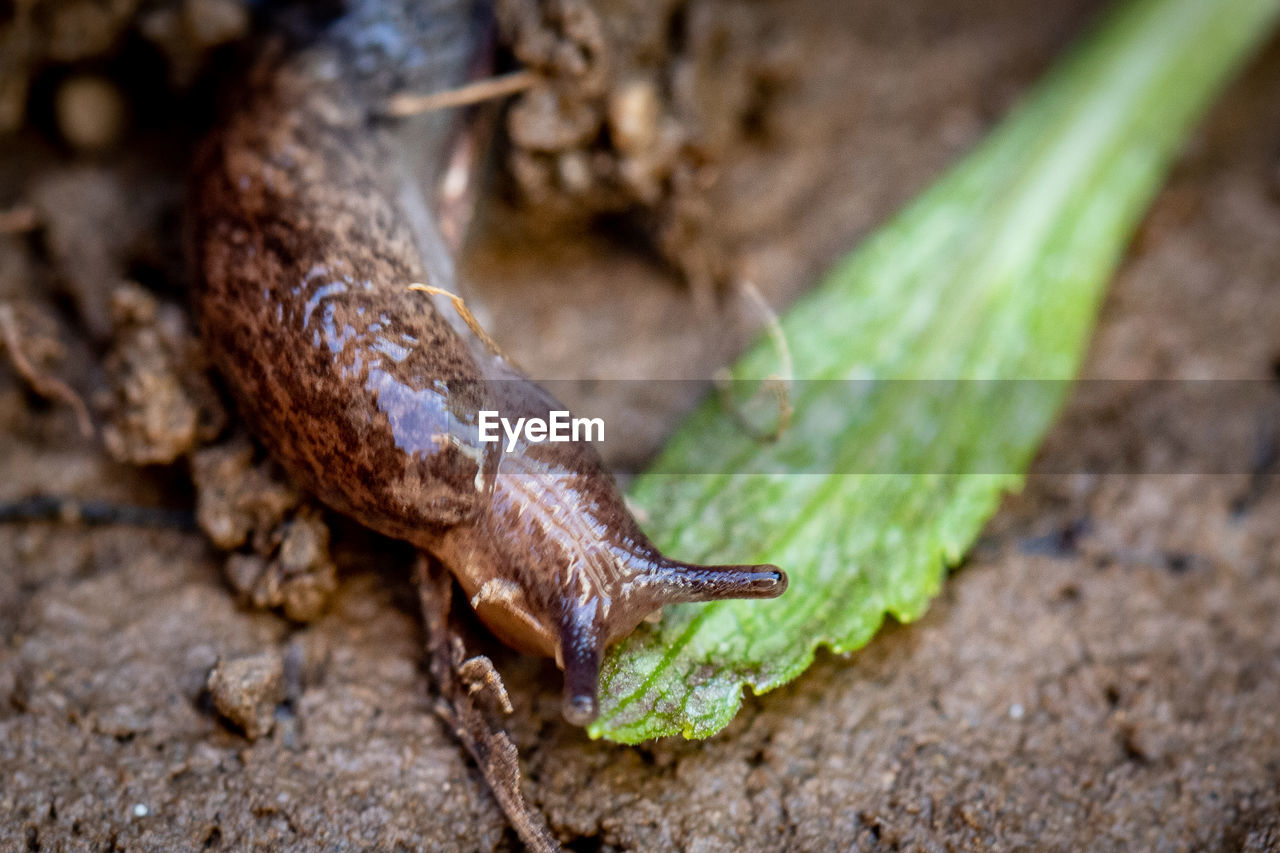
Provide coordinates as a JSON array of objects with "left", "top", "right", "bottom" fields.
[
  {"left": 192, "top": 443, "right": 338, "bottom": 621},
  {"left": 192, "top": 441, "right": 300, "bottom": 550},
  {"left": 101, "top": 283, "right": 226, "bottom": 465},
  {"left": 207, "top": 651, "right": 285, "bottom": 740}
]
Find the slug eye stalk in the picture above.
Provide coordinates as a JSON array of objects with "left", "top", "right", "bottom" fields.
[{"left": 638, "top": 559, "right": 789, "bottom": 607}]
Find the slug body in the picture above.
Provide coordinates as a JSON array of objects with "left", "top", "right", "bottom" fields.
[{"left": 189, "top": 0, "right": 785, "bottom": 724}]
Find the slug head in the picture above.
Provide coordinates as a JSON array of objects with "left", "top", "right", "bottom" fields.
[{"left": 433, "top": 486, "right": 786, "bottom": 726}]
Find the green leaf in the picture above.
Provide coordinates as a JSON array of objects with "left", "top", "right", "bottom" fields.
[{"left": 589, "top": 0, "right": 1280, "bottom": 743}]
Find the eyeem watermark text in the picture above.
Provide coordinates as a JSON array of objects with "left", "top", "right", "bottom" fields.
[{"left": 478, "top": 410, "right": 604, "bottom": 452}]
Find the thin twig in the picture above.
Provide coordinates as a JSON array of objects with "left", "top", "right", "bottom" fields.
[
  {"left": 386, "top": 71, "right": 538, "bottom": 117},
  {"left": 0, "top": 303, "right": 95, "bottom": 438},
  {"left": 0, "top": 496, "right": 195, "bottom": 529},
  {"left": 714, "top": 278, "right": 794, "bottom": 442},
  {"left": 408, "top": 283, "right": 524, "bottom": 372},
  {"left": 415, "top": 556, "right": 563, "bottom": 853}
]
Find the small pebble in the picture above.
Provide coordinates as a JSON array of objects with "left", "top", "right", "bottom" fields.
[
  {"left": 207, "top": 651, "right": 285, "bottom": 740},
  {"left": 557, "top": 150, "right": 592, "bottom": 194},
  {"left": 55, "top": 75, "right": 126, "bottom": 151},
  {"left": 608, "top": 80, "right": 661, "bottom": 156}
]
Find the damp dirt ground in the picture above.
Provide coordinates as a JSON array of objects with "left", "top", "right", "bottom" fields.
[{"left": 3, "top": 0, "right": 1280, "bottom": 850}]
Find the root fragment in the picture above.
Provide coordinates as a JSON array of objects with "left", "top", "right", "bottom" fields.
[{"left": 415, "top": 555, "right": 562, "bottom": 853}]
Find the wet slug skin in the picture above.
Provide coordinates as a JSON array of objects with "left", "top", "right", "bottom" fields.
[{"left": 187, "top": 0, "right": 786, "bottom": 724}]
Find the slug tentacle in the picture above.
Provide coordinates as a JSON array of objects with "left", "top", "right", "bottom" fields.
[{"left": 635, "top": 558, "right": 788, "bottom": 608}]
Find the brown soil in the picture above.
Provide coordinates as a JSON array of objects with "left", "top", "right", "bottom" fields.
[{"left": 3, "top": 0, "right": 1280, "bottom": 850}]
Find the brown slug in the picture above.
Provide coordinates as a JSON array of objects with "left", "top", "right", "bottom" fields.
[{"left": 188, "top": 0, "right": 786, "bottom": 725}]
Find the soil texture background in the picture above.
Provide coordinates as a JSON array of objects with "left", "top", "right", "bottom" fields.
[{"left": 2, "top": 0, "right": 1279, "bottom": 850}]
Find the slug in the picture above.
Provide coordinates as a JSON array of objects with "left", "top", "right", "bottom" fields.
[{"left": 188, "top": 0, "right": 787, "bottom": 725}]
